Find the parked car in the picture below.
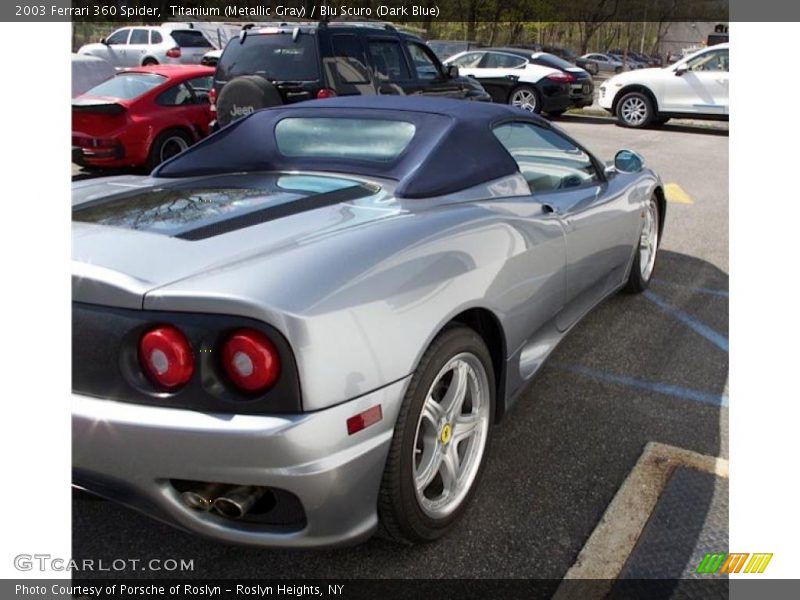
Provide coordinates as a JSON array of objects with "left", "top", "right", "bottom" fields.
[
  {"left": 581, "top": 53, "right": 625, "bottom": 74},
  {"left": 72, "top": 96, "right": 665, "bottom": 547},
  {"left": 528, "top": 52, "right": 593, "bottom": 109},
  {"left": 211, "top": 22, "right": 490, "bottom": 128},
  {"left": 71, "top": 53, "right": 115, "bottom": 98},
  {"left": 606, "top": 51, "right": 647, "bottom": 70},
  {"left": 598, "top": 43, "right": 729, "bottom": 127},
  {"left": 78, "top": 25, "right": 214, "bottom": 68},
  {"left": 574, "top": 56, "right": 600, "bottom": 75},
  {"left": 200, "top": 48, "right": 221, "bottom": 67},
  {"left": 72, "top": 65, "right": 215, "bottom": 170},
  {"left": 445, "top": 48, "right": 572, "bottom": 115},
  {"left": 427, "top": 39, "right": 484, "bottom": 61}
]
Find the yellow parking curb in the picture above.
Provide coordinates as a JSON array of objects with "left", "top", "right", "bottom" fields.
[{"left": 665, "top": 183, "right": 694, "bottom": 204}]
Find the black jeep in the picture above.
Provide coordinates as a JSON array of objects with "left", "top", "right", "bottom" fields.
[{"left": 212, "top": 22, "right": 491, "bottom": 127}]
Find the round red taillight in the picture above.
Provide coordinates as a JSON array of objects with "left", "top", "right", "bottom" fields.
[
  {"left": 138, "top": 325, "right": 194, "bottom": 390},
  {"left": 221, "top": 329, "right": 280, "bottom": 393},
  {"left": 316, "top": 88, "right": 337, "bottom": 99}
]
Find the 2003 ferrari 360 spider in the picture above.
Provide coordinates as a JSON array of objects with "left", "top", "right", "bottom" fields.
[{"left": 72, "top": 97, "right": 665, "bottom": 547}]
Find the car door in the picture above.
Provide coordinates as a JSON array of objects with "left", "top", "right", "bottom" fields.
[
  {"left": 492, "top": 120, "right": 641, "bottom": 330},
  {"left": 126, "top": 28, "right": 150, "bottom": 67},
  {"left": 151, "top": 81, "right": 206, "bottom": 143},
  {"left": 184, "top": 75, "right": 215, "bottom": 134},
  {"left": 660, "top": 47, "right": 729, "bottom": 115},
  {"left": 365, "top": 37, "right": 413, "bottom": 95},
  {"left": 588, "top": 54, "right": 610, "bottom": 73},
  {"left": 401, "top": 40, "right": 466, "bottom": 98},
  {"left": 463, "top": 51, "right": 528, "bottom": 103},
  {"left": 325, "top": 33, "right": 376, "bottom": 96},
  {"left": 102, "top": 28, "right": 130, "bottom": 67}
]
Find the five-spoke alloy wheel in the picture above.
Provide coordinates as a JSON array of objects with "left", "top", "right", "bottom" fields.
[
  {"left": 378, "top": 325, "right": 495, "bottom": 543},
  {"left": 625, "top": 195, "right": 661, "bottom": 293},
  {"left": 413, "top": 353, "right": 491, "bottom": 519}
]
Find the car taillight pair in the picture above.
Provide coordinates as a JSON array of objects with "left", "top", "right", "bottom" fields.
[
  {"left": 138, "top": 325, "right": 280, "bottom": 393},
  {"left": 166, "top": 47, "right": 182, "bottom": 58}
]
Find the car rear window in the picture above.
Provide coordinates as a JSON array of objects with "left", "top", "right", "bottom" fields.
[
  {"left": 72, "top": 174, "right": 368, "bottom": 238},
  {"left": 275, "top": 118, "right": 416, "bottom": 162},
  {"left": 218, "top": 33, "right": 319, "bottom": 81},
  {"left": 85, "top": 73, "right": 166, "bottom": 99},
  {"left": 535, "top": 53, "right": 576, "bottom": 70},
  {"left": 170, "top": 30, "right": 213, "bottom": 48}
]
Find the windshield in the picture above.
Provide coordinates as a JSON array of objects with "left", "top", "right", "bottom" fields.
[
  {"left": 170, "top": 30, "right": 213, "bottom": 48},
  {"left": 84, "top": 73, "right": 165, "bottom": 99},
  {"left": 218, "top": 33, "right": 319, "bottom": 81},
  {"left": 275, "top": 118, "right": 416, "bottom": 162}
]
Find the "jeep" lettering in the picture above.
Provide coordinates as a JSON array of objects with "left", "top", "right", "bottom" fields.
[{"left": 230, "top": 104, "right": 255, "bottom": 117}]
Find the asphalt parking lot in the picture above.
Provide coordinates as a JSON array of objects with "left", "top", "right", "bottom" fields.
[{"left": 73, "top": 116, "right": 729, "bottom": 579}]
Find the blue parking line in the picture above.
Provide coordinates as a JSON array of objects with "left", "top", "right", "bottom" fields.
[
  {"left": 551, "top": 363, "right": 729, "bottom": 407},
  {"left": 650, "top": 278, "right": 729, "bottom": 298},
  {"left": 644, "top": 291, "right": 729, "bottom": 352}
]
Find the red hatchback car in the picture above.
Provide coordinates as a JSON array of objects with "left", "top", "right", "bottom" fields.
[{"left": 72, "top": 65, "right": 215, "bottom": 170}]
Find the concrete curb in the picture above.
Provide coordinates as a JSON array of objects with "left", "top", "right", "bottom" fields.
[{"left": 553, "top": 442, "right": 728, "bottom": 597}]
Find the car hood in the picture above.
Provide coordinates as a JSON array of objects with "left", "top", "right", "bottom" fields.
[
  {"left": 72, "top": 173, "right": 406, "bottom": 310},
  {"left": 603, "top": 67, "right": 665, "bottom": 86}
]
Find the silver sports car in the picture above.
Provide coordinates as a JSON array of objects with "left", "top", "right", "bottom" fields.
[{"left": 72, "top": 97, "right": 665, "bottom": 547}]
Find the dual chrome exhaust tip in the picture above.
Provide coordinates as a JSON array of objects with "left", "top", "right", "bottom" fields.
[{"left": 181, "top": 483, "right": 268, "bottom": 519}]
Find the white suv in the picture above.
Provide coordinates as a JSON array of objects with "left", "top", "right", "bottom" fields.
[
  {"left": 599, "top": 43, "right": 728, "bottom": 127},
  {"left": 78, "top": 26, "right": 214, "bottom": 68}
]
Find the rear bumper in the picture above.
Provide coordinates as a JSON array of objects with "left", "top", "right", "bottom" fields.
[
  {"left": 73, "top": 377, "right": 409, "bottom": 548},
  {"left": 71, "top": 136, "right": 131, "bottom": 168},
  {"left": 569, "top": 82, "right": 594, "bottom": 108},
  {"left": 541, "top": 92, "right": 572, "bottom": 113}
]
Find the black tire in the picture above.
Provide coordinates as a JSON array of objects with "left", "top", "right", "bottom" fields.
[
  {"left": 614, "top": 66, "right": 623, "bottom": 74},
  {"left": 652, "top": 116, "right": 671, "bottom": 126},
  {"left": 377, "top": 325, "right": 495, "bottom": 544},
  {"left": 508, "top": 84, "right": 542, "bottom": 114},
  {"left": 624, "top": 195, "right": 660, "bottom": 294},
  {"left": 146, "top": 128, "right": 192, "bottom": 171},
  {"left": 142, "top": 57, "right": 158, "bottom": 66},
  {"left": 215, "top": 76, "right": 283, "bottom": 127},
  {"left": 616, "top": 91, "right": 655, "bottom": 128}
]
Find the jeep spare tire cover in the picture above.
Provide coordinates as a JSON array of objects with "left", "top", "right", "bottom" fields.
[{"left": 216, "top": 76, "right": 283, "bottom": 127}]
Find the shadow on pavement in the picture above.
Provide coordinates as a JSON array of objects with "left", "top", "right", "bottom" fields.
[{"left": 557, "top": 114, "right": 729, "bottom": 137}]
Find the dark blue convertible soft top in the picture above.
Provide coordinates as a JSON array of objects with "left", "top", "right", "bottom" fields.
[{"left": 154, "top": 97, "right": 547, "bottom": 198}]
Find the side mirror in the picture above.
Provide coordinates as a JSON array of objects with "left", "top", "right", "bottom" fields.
[
  {"left": 674, "top": 66, "right": 688, "bottom": 76},
  {"left": 446, "top": 64, "right": 460, "bottom": 78},
  {"left": 614, "top": 149, "right": 645, "bottom": 174},
  {"left": 100, "top": 37, "right": 107, "bottom": 45}
]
